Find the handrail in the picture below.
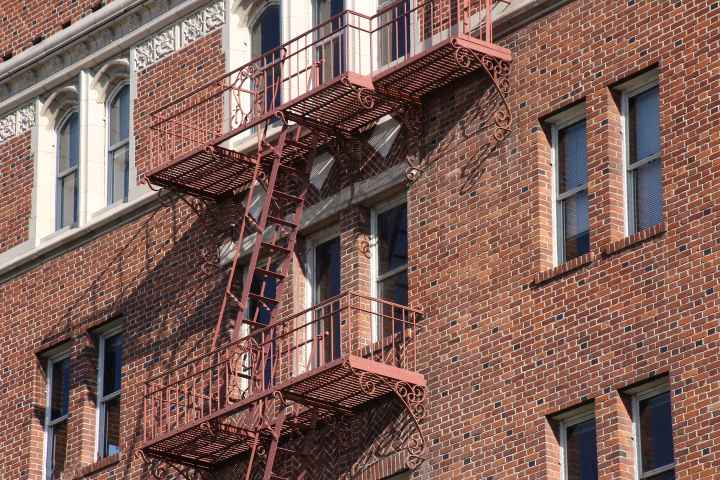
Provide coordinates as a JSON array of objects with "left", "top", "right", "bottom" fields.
[
  {"left": 142, "top": 291, "right": 423, "bottom": 442},
  {"left": 144, "top": 291, "right": 421, "bottom": 385}
]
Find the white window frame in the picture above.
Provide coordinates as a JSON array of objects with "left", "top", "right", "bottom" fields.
[
  {"left": 370, "top": 194, "right": 407, "bottom": 342},
  {"left": 42, "top": 346, "right": 70, "bottom": 480},
  {"left": 553, "top": 404, "right": 596, "bottom": 480},
  {"left": 620, "top": 76, "right": 661, "bottom": 235},
  {"left": 627, "top": 378, "right": 675, "bottom": 479},
  {"left": 95, "top": 323, "right": 123, "bottom": 460},
  {"left": 105, "top": 82, "right": 131, "bottom": 207},
  {"left": 55, "top": 109, "right": 81, "bottom": 231},
  {"left": 548, "top": 104, "right": 587, "bottom": 266}
]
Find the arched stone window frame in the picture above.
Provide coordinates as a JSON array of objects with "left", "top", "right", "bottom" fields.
[
  {"left": 89, "top": 58, "right": 137, "bottom": 214},
  {"left": 105, "top": 82, "right": 131, "bottom": 205},
  {"left": 34, "top": 84, "right": 81, "bottom": 241}
]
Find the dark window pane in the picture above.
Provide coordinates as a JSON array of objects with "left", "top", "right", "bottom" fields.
[
  {"left": 50, "top": 358, "right": 70, "bottom": 420},
  {"left": 248, "top": 272, "right": 276, "bottom": 325},
  {"left": 109, "top": 85, "right": 130, "bottom": 146},
  {"left": 103, "top": 334, "right": 123, "bottom": 395},
  {"left": 640, "top": 391, "right": 675, "bottom": 472},
  {"left": 101, "top": 396, "right": 121, "bottom": 457},
  {"left": 648, "top": 470, "right": 675, "bottom": 480},
  {"left": 314, "top": 237, "right": 341, "bottom": 303},
  {"left": 565, "top": 418, "right": 598, "bottom": 480},
  {"left": 558, "top": 120, "right": 587, "bottom": 193},
  {"left": 378, "top": 204, "right": 408, "bottom": 275},
  {"left": 314, "top": 237, "right": 341, "bottom": 363},
  {"left": 646, "top": 470, "right": 675, "bottom": 480},
  {"left": 379, "top": 270, "right": 408, "bottom": 338},
  {"left": 260, "top": 5, "right": 280, "bottom": 54},
  {"left": 49, "top": 420, "right": 68, "bottom": 479},
  {"left": 562, "top": 190, "right": 590, "bottom": 261},
  {"left": 58, "top": 112, "right": 79, "bottom": 172},
  {"left": 630, "top": 86, "right": 660, "bottom": 163},
  {"left": 633, "top": 158, "right": 662, "bottom": 231},
  {"left": 59, "top": 172, "right": 78, "bottom": 228},
  {"left": 109, "top": 145, "right": 130, "bottom": 204}
]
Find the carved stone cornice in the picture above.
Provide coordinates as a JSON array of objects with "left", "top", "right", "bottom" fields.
[{"left": 0, "top": 0, "right": 225, "bottom": 112}]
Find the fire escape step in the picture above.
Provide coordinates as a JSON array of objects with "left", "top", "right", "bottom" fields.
[
  {"left": 261, "top": 242, "right": 291, "bottom": 254},
  {"left": 255, "top": 268, "right": 286, "bottom": 280},
  {"left": 272, "top": 190, "right": 303, "bottom": 202},
  {"left": 248, "top": 292, "right": 280, "bottom": 307},
  {"left": 267, "top": 215, "right": 298, "bottom": 229}
]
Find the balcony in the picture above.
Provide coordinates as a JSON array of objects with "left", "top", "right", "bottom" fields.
[
  {"left": 144, "top": 0, "right": 512, "bottom": 199},
  {"left": 141, "top": 292, "right": 424, "bottom": 471}
]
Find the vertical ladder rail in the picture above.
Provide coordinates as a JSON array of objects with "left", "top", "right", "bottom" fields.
[{"left": 210, "top": 125, "right": 270, "bottom": 351}]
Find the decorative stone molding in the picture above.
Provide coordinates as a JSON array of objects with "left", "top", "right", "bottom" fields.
[
  {"left": 0, "top": 0, "right": 221, "bottom": 109},
  {"left": 134, "top": 0, "right": 226, "bottom": 72},
  {"left": 0, "top": 103, "right": 35, "bottom": 144}
]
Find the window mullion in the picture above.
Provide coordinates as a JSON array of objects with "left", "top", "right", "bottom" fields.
[
  {"left": 376, "top": 264, "right": 408, "bottom": 282},
  {"left": 556, "top": 184, "right": 587, "bottom": 201},
  {"left": 627, "top": 152, "right": 660, "bottom": 171}
]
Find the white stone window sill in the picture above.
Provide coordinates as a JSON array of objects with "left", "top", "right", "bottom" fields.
[{"left": 0, "top": 190, "right": 159, "bottom": 280}]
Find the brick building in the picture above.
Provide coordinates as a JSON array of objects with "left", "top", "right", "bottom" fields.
[{"left": 0, "top": 0, "right": 718, "bottom": 479}]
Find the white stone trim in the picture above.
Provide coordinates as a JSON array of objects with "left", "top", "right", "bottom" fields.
[
  {"left": 133, "top": 0, "right": 226, "bottom": 71},
  {"left": 0, "top": 103, "right": 36, "bottom": 144}
]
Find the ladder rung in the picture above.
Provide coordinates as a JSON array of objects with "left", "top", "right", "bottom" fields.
[
  {"left": 255, "top": 268, "right": 285, "bottom": 280},
  {"left": 278, "top": 163, "right": 302, "bottom": 175},
  {"left": 242, "top": 318, "right": 268, "bottom": 329},
  {"left": 261, "top": 242, "right": 290, "bottom": 254},
  {"left": 273, "top": 190, "right": 302, "bottom": 203},
  {"left": 267, "top": 215, "right": 298, "bottom": 229},
  {"left": 249, "top": 293, "right": 279, "bottom": 307}
]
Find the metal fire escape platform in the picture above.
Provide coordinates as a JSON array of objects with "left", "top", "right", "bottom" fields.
[
  {"left": 141, "top": 1, "right": 512, "bottom": 477},
  {"left": 145, "top": 2, "right": 511, "bottom": 200},
  {"left": 142, "top": 293, "right": 426, "bottom": 471}
]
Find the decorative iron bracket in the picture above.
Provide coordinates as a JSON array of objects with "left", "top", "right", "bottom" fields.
[
  {"left": 345, "top": 362, "right": 429, "bottom": 472},
  {"left": 136, "top": 450, "right": 215, "bottom": 480}
]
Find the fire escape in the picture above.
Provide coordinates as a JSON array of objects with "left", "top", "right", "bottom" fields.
[{"left": 139, "top": 1, "right": 512, "bottom": 478}]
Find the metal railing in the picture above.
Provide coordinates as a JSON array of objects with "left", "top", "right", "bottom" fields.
[
  {"left": 143, "top": 292, "right": 423, "bottom": 442},
  {"left": 146, "top": 0, "right": 504, "bottom": 172}
]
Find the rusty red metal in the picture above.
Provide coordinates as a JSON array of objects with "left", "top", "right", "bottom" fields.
[
  {"left": 142, "top": 293, "right": 424, "bottom": 468},
  {"left": 140, "top": 1, "right": 513, "bottom": 478}
]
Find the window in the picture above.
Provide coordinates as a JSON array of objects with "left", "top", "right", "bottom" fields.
[
  {"left": 251, "top": 4, "right": 282, "bottom": 114},
  {"left": 310, "top": 236, "right": 341, "bottom": 364},
  {"left": 107, "top": 84, "right": 130, "bottom": 205},
  {"left": 630, "top": 380, "right": 675, "bottom": 479},
  {"left": 371, "top": 200, "right": 408, "bottom": 340},
  {"left": 96, "top": 329, "right": 123, "bottom": 459},
  {"left": 56, "top": 111, "right": 80, "bottom": 230},
  {"left": 43, "top": 352, "right": 70, "bottom": 480},
  {"left": 554, "top": 406, "right": 598, "bottom": 480},
  {"left": 551, "top": 112, "right": 589, "bottom": 263},
  {"left": 377, "top": 0, "right": 411, "bottom": 67},
  {"left": 623, "top": 83, "right": 662, "bottom": 233},
  {"left": 314, "top": 0, "right": 346, "bottom": 81}
]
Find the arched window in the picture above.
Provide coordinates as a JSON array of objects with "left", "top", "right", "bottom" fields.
[
  {"left": 251, "top": 4, "right": 282, "bottom": 114},
  {"left": 56, "top": 111, "right": 80, "bottom": 229},
  {"left": 107, "top": 84, "right": 130, "bottom": 205}
]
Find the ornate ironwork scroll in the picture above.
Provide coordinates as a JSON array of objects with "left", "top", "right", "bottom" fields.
[
  {"left": 345, "top": 362, "right": 429, "bottom": 472},
  {"left": 137, "top": 451, "right": 214, "bottom": 480}
]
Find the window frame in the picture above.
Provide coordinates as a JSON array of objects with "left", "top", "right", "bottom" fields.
[
  {"left": 370, "top": 195, "right": 408, "bottom": 343},
  {"left": 548, "top": 105, "right": 588, "bottom": 265},
  {"left": 42, "top": 346, "right": 71, "bottom": 480},
  {"left": 55, "top": 109, "right": 80, "bottom": 231},
  {"left": 628, "top": 379, "right": 675, "bottom": 479},
  {"left": 553, "top": 404, "right": 597, "bottom": 480},
  {"left": 94, "top": 323, "right": 123, "bottom": 460},
  {"left": 621, "top": 79, "right": 661, "bottom": 235},
  {"left": 303, "top": 226, "right": 341, "bottom": 367},
  {"left": 106, "top": 82, "right": 131, "bottom": 206}
]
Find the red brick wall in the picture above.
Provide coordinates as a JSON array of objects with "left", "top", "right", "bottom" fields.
[
  {"left": 0, "top": 0, "right": 719, "bottom": 479},
  {"left": 0, "top": 0, "right": 112, "bottom": 60},
  {"left": 409, "top": 0, "right": 720, "bottom": 479},
  {"left": 0, "top": 132, "right": 33, "bottom": 251}
]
